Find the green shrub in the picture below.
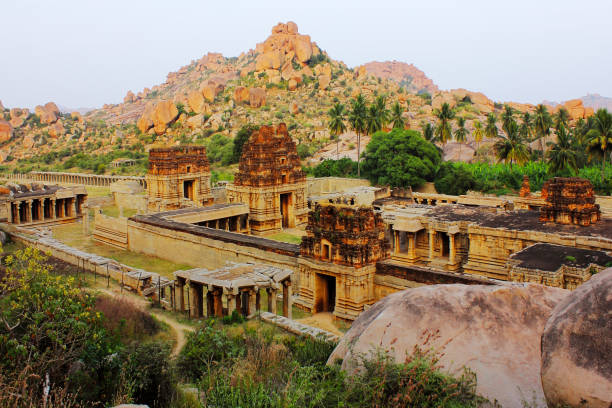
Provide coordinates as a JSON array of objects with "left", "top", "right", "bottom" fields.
[
  {"left": 435, "top": 162, "right": 477, "bottom": 195},
  {"left": 311, "top": 158, "right": 358, "bottom": 178}
]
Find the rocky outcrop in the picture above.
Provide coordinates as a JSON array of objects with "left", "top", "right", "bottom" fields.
[
  {"left": 233, "top": 86, "right": 250, "bottom": 104},
  {"left": 0, "top": 120, "right": 13, "bottom": 143},
  {"left": 187, "top": 90, "right": 206, "bottom": 114},
  {"left": 201, "top": 77, "right": 226, "bottom": 103},
  {"left": 362, "top": 60, "right": 438, "bottom": 93},
  {"left": 35, "top": 103, "right": 59, "bottom": 125},
  {"left": 254, "top": 22, "right": 316, "bottom": 72},
  {"left": 124, "top": 90, "right": 136, "bottom": 104},
  {"left": 9, "top": 107, "right": 28, "bottom": 128},
  {"left": 248, "top": 87, "right": 266, "bottom": 108},
  {"left": 328, "top": 283, "right": 568, "bottom": 408},
  {"left": 153, "top": 100, "right": 179, "bottom": 135},
  {"left": 137, "top": 103, "right": 155, "bottom": 134},
  {"left": 541, "top": 268, "right": 612, "bottom": 408},
  {"left": 318, "top": 74, "right": 331, "bottom": 90}
]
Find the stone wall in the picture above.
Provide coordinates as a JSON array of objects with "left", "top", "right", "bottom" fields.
[
  {"left": 306, "top": 177, "right": 370, "bottom": 196},
  {"left": 93, "top": 211, "right": 128, "bottom": 249}
]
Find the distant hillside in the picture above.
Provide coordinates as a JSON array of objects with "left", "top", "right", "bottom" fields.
[
  {"left": 361, "top": 61, "right": 438, "bottom": 94},
  {"left": 580, "top": 94, "right": 612, "bottom": 111}
]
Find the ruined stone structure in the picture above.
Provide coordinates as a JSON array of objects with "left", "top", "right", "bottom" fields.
[
  {"left": 226, "top": 123, "right": 307, "bottom": 234},
  {"left": 146, "top": 146, "right": 213, "bottom": 212},
  {"left": 539, "top": 177, "right": 601, "bottom": 226},
  {"left": 297, "top": 203, "right": 389, "bottom": 321},
  {"left": 0, "top": 183, "right": 87, "bottom": 225},
  {"left": 519, "top": 175, "right": 531, "bottom": 197}
]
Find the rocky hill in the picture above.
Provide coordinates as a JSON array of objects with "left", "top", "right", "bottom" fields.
[{"left": 0, "top": 21, "right": 601, "bottom": 170}]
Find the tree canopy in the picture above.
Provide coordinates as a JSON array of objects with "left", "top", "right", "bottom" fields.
[
  {"left": 232, "top": 124, "right": 259, "bottom": 162},
  {"left": 361, "top": 128, "right": 441, "bottom": 188}
]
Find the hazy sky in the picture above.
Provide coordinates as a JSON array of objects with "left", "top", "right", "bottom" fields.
[{"left": 2, "top": 0, "right": 610, "bottom": 110}]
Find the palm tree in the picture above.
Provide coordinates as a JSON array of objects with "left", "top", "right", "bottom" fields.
[
  {"left": 390, "top": 102, "right": 405, "bottom": 129},
  {"left": 421, "top": 122, "right": 436, "bottom": 143},
  {"left": 519, "top": 112, "right": 533, "bottom": 141},
  {"left": 533, "top": 104, "right": 553, "bottom": 158},
  {"left": 434, "top": 102, "right": 455, "bottom": 144},
  {"left": 500, "top": 105, "right": 515, "bottom": 135},
  {"left": 328, "top": 103, "right": 347, "bottom": 159},
  {"left": 493, "top": 120, "right": 530, "bottom": 167},
  {"left": 373, "top": 96, "right": 390, "bottom": 130},
  {"left": 472, "top": 120, "right": 484, "bottom": 152},
  {"left": 366, "top": 103, "right": 383, "bottom": 135},
  {"left": 554, "top": 107, "right": 571, "bottom": 133},
  {"left": 547, "top": 126, "right": 578, "bottom": 175},
  {"left": 454, "top": 116, "right": 469, "bottom": 159},
  {"left": 348, "top": 94, "right": 367, "bottom": 177},
  {"left": 585, "top": 108, "right": 612, "bottom": 182},
  {"left": 485, "top": 113, "right": 498, "bottom": 139}
]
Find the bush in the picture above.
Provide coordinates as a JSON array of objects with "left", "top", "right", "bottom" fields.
[
  {"left": 95, "top": 295, "right": 159, "bottom": 341},
  {"left": 434, "top": 162, "right": 477, "bottom": 195},
  {"left": 311, "top": 158, "right": 358, "bottom": 178},
  {"left": 233, "top": 124, "right": 259, "bottom": 162},
  {"left": 204, "top": 133, "right": 234, "bottom": 166}
]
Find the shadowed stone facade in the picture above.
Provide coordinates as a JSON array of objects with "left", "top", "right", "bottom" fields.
[
  {"left": 297, "top": 203, "right": 389, "bottom": 321},
  {"left": 146, "top": 146, "right": 213, "bottom": 212},
  {"left": 227, "top": 123, "right": 307, "bottom": 234},
  {"left": 539, "top": 177, "right": 601, "bottom": 226}
]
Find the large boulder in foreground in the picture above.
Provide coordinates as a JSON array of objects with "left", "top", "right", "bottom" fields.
[
  {"left": 328, "top": 284, "right": 568, "bottom": 408},
  {"left": 541, "top": 268, "right": 612, "bottom": 408}
]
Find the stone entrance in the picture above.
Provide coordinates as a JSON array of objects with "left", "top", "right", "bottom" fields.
[
  {"left": 315, "top": 273, "right": 336, "bottom": 313},
  {"left": 280, "top": 192, "right": 291, "bottom": 228}
]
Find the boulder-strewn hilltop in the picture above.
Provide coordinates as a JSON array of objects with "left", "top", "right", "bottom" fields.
[{"left": 361, "top": 60, "right": 438, "bottom": 94}]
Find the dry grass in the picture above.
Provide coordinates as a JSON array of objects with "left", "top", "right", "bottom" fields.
[{"left": 95, "top": 295, "right": 160, "bottom": 341}]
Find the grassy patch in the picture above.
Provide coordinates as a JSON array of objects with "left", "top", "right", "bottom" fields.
[
  {"left": 266, "top": 232, "right": 302, "bottom": 244},
  {"left": 101, "top": 204, "right": 138, "bottom": 218},
  {"left": 85, "top": 185, "right": 112, "bottom": 198}
]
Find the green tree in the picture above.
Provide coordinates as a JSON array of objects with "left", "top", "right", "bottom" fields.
[
  {"left": 366, "top": 103, "right": 383, "bottom": 136},
  {"left": 361, "top": 128, "right": 441, "bottom": 188},
  {"left": 348, "top": 94, "right": 367, "bottom": 177},
  {"left": 519, "top": 112, "right": 533, "bottom": 141},
  {"left": 434, "top": 102, "right": 455, "bottom": 144},
  {"left": 232, "top": 124, "right": 259, "bottom": 162},
  {"left": 485, "top": 113, "right": 498, "bottom": 139},
  {"left": 533, "top": 104, "right": 553, "bottom": 157},
  {"left": 435, "top": 162, "right": 477, "bottom": 195},
  {"left": 586, "top": 108, "right": 612, "bottom": 182},
  {"left": 493, "top": 120, "right": 530, "bottom": 167},
  {"left": 328, "top": 103, "right": 347, "bottom": 158},
  {"left": 390, "top": 102, "right": 405, "bottom": 129},
  {"left": 500, "top": 105, "right": 515, "bottom": 135},
  {"left": 472, "top": 120, "right": 484, "bottom": 151},
  {"left": 373, "top": 95, "right": 390, "bottom": 129},
  {"left": 554, "top": 107, "right": 571, "bottom": 133},
  {"left": 421, "top": 122, "right": 436, "bottom": 143},
  {"left": 454, "top": 116, "right": 469, "bottom": 159},
  {"left": 547, "top": 126, "right": 578, "bottom": 175}
]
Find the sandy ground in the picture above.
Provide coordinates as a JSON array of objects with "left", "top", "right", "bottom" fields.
[
  {"left": 297, "top": 312, "right": 345, "bottom": 337},
  {"left": 308, "top": 131, "right": 371, "bottom": 165}
]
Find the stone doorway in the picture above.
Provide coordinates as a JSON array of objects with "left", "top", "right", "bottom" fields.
[
  {"left": 280, "top": 193, "right": 292, "bottom": 228},
  {"left": 441, "top": 232, "right": 450, "bottom": 257},
  {"left": 183, "top": 180, "right": 195, "bottom": 201},
  {"left": 315, "top": 273, "right": 336, "bottom": 313}
]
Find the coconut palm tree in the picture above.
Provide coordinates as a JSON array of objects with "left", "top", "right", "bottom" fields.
[
  {"left": 472, "top": 120, "right": 484, "bottom": 152},
  {"left": 366, "top": 103, "right": 383, "bottom": 135},
  {"left": 493, "top": 119, "right": 530, "bottom": 167},
  {"left": 390, "top": 102, "right": 405, "bottom": 129},
  {"left": 519, "top": 112, "right": 533, "bottom": 141},
  {"left": 348, "top": 94, "right": 367, "bottom": 177},
  {"left": 373, "top": 95, "right": 390, "bottom": 130},
  {"left": 454, "top": 116, "right": 469, "bottom": 159},
  {"left": 585, "top": 108, "right": 612, "bottom": 182},
  {"left": 434, "top": 102, "right": 455, "bottom": 144},
  {"left": 533, "top": 104, "right": 553, "bottom": 158},
  {"left": 421, "top": 122, "right": 436, "bottom": 143},
  {"left": 554, "top": 107, "right": 571, "bottom": 133},
  {"left": 485, "top": 113, "right": 498, "bottom": 139},
  {"left": 547, "top": 126, "right": 578, "bottom": 175},
  {"left": 500, "top": 105, "right": 515, "bottom": 135},
  {"left": 328, "top": 103, "right": 347, "bottom": 159}
]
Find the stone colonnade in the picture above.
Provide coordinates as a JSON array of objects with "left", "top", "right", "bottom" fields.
[
  {"left": 10, "top": 195, "right": 86, "bottom": 224},
  {"left": 197, "top": 214, "right": 250, "bottom": 234},
  {"left": 391, "top": 225, "right": 460, "bottom": 270},
  {"left": 174, "top": 278, "right": 292, "bottom": 319},
  {"left": 4, "top": 172, "right": 147, "bottom": 189}
]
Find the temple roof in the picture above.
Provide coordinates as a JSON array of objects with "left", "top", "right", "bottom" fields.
[{"left": 509, "top": 243, "right": 612, "bottom": 272}]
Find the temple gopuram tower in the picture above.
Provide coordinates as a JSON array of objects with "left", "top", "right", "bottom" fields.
[
  {"left": 539, "top": 177, "right": 601, "bottom": 226},
  {"left": 226, "top": 123, "right": 307, "bottom": 234},
  {"left": 146, "top": 146, "right": 213, "bottom": 212},
  {"left": 296, "top": 203, "right": 389, "bottom": 321}
]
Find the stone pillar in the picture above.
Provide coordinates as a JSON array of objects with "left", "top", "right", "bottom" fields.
[
  {"left": 267, "top": 288, "right": 277, "bottom": 314},
  {"left": 14, "top": 202, "right": 20, "bottom": 224},
  {"left": 428, "top": 229, "right": 435, "bottom": 261},
  {"left": 189, "top": 283, "right": 201, "bottom": 318},
  {"left": 58, "top": 199, "right": 64, "bottom": 218},
  {"left": 50, "top": 199, "right": 56, "bottom": 219},
  {"left": 449, "top": 233, "right": 456, "bottom": 265},
  {"left": 248, "top": 289, "right": 257, "bottom": 318},
  {"left": 213, "top": 289, "right": 223, "bottom": 317},
  {"left": 255, "top": 288, "right": 261, "bottom": 312},
  {"left": 177, "top": 279, "right": 185, "bottom": 312},
  {"left": 205, "top": 291, "right": 214, "bottom": 317},
  {"left": 226, "top": 292, "right": 236, "bottom": 316},
  {"left": 408, "top": 232, "right": 416, "bottom": 260},
  {"left": 393, "top": 230, "right": 399, "bottom": 254},
  {"left": 282, "top": 280, "right": 292, "bottom": 319},
  {"left": 25, "top": 200, "right": 32, "bottom": 223}
]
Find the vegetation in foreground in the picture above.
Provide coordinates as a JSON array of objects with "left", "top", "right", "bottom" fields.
[{"left": 0, "top": 246, "right": 488, "bottom": 407}]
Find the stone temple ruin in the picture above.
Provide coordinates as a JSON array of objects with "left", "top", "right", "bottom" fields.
[
  {"left": 146, "top": 145, "right": 213, "bottom": 212},
  {"left": 539, "top": 177, "right": 601, "bottom": 226},
  {"left": 226, "top": 123, "right": 308, "bottom": 234}
]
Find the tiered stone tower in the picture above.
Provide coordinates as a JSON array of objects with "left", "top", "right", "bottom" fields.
[
  {"left": 146, "top": 146, "right": 213, "bottom": 212},
  {"left": 226, "top": 123, "right": 307, "bottom": 234},
  {"left": 539, "top": 177, "right": 601, "bottom": 226},
  {"left": 297, "top": 203, "right": 389, "bottom": 321}
]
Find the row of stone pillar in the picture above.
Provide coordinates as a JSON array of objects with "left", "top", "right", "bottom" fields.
[
  {"left": 26, "top": 172, "right": 147, "bottom": 188},
  {"left": 11, "top": 197, "right": 79, "bottom": 224},
  {"left": 391, "top": 228, "right": 457, "bottom": 266},
  {"left": 174, "top": 279, "right": 292, "bottom": 319},
  {"left": 200, "top": 214, "right": 249, "bottom": 233}
]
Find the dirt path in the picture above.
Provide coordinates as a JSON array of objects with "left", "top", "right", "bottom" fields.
[{"left": 92, "top": 287, "right": 194, "bottom": 356}]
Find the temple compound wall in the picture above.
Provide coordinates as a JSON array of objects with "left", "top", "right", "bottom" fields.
[
  {"left": 297, "top": 203, "right": 389, "bottom": 321},
  {"left": 0, "top": 183, "right": 87, "bottom": 226},
  {"left": 146, "top": 146, "right": 213, "bottom": 212},
  {"left": 226, "top": 123, "right": 307, "bottom": 234}
]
